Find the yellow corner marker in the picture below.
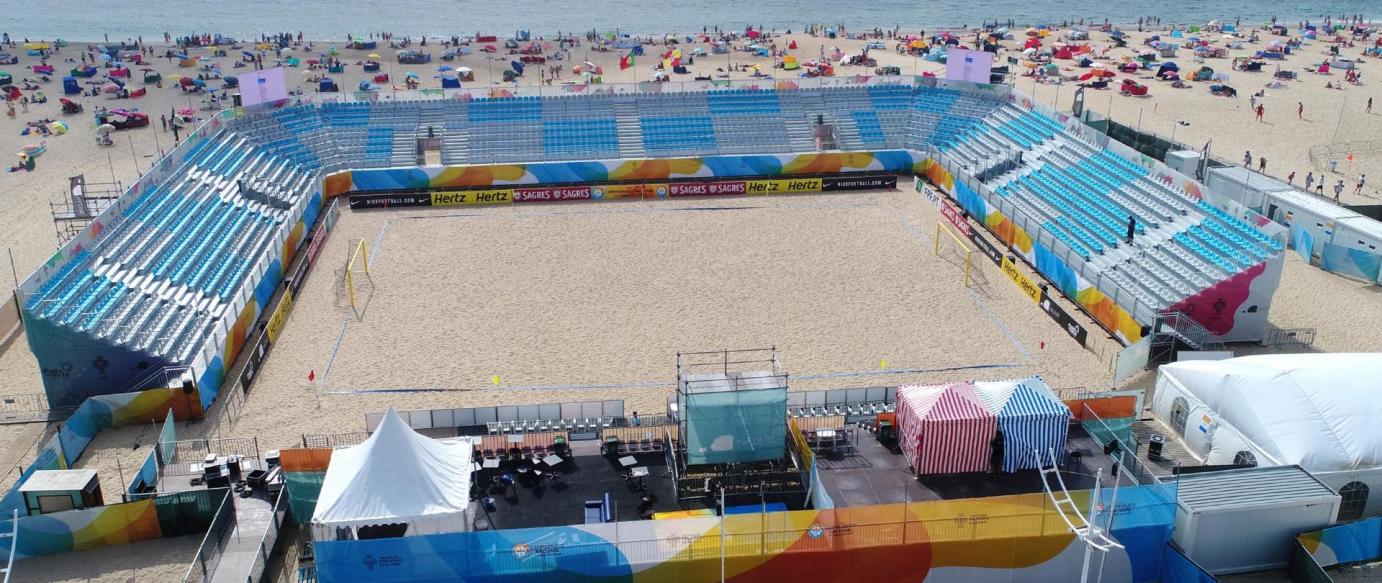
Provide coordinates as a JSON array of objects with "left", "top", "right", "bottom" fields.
[
  {"left": 880, "top": 359, "right": 889, "bottom": 370},
  {"left": 491, "top": 375, "right": 501, "bottom": 386}
]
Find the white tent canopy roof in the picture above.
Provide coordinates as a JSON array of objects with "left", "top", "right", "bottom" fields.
[
  {"left": 312, "top": 408, "right": 473, "bottom": 539},
  {"left": 1158, "top": 353, "right": 1382, "bottom": 473}
]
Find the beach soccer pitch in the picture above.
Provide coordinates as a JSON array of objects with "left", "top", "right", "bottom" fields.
[{"left": 297, "top": 189, "right": 1092, "bottom": 405}]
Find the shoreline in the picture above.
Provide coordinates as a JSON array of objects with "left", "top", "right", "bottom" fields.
[{"left": 13, "top": 16, "right": 1376, "bottom": 45}]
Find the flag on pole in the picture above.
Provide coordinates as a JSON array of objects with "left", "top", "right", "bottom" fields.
[{"left": 619, "top": 52, "right": 634, "bottom": 70}]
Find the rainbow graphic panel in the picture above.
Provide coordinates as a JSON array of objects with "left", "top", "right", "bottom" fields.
[
  {"left": 323, "top": 151, "right": 929, "bottom": 198},
  {"left": 314, "top": 487, "right": 1175, "bottom": 583}
]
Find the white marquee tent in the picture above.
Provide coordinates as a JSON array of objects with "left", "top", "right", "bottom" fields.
[
  {"left": 312, "top": 408, "right": 474, "bottom": 540},
  {"left": 1153, "top": 353, "right": 1382, "bottom": 517}
]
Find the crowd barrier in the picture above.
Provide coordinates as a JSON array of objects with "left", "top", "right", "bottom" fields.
[
  {"left": 0, "top": 388, "right": 200, "bottom": 517},
  {"left": 0, "top": 487, "right": 226, "bottom": 559},
  {"left": 280, "top": 448, "right": 331, "bottom": 520},
  {"left": 1293, "top": 517, "right": 1382, "bottom": 581},
  {"left": 1319, "top": 241, "right": 1382, "bottom": 285},
  {"left": 184, "top": 489, "right": 237, "bottom": 583},
  {"left": 363, "top": 399, "right": 626, "bottom": 432},
  {"left": 0, "top": 294, "right": 20, "bottom": 348},
  {"left": 126, "top": 409, "right": 178, "bottom": 499},
  {"left": 313, "top": 486, "right": 1175, "bottom": 582}
]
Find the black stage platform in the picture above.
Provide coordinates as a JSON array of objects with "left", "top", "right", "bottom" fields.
[{"left": 475, "top": 451, "right": 696, "bottom": 530}]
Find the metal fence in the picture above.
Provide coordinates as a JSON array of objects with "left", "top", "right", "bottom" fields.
[
  {"left": 302, "top": 427, "right": 457, "bottom": 449},
  {"left": 245, "top": 492, "right": 290, "bottom": 583},
  {"left": 160, "top": 437, "right": 262, "bottom": 477},
  {"left": 1265, "top": 326, "right": 1318, "bottom": 350},
  {"left": 183, "top": 489, "right": 237, "bottom": 583},
  {"left": 1080, "top": 403, "right": 1165, "bottom": 486}
]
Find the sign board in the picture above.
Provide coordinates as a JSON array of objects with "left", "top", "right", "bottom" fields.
[
  {"left": 945, "top": 49, "right": 995, "bottom": 84},
  {"left": 237, "top": 67, "right": 288, "bottom": 107}
]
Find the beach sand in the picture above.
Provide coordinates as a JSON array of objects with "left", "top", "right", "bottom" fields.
[
  {"left": 17, "top": 532, "right": 201, "bottom": 583},
  {"left": 0, "top": 22, "right": 1377, "bottom": 581},
  {"left": 229, "top": 188, "right": 1115, "bottom": 448}
]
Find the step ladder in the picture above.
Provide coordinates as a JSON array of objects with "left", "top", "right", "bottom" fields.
[
  {"left": 1038, "top": 449, "right": 1123, "bottom": 583},
  {"left": 0, "top": 509, "right": 18, "bottom": 582}
]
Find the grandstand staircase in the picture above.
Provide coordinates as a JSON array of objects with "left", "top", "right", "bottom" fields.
[
  {"left": 612, "top": 99, "right": 646, "bottom": 159},
  {"left": 777, "top": 93, "right": 818, "bottom": 152},
  {"left": 0, "top": 509, "right": 15, "bottom": 583}
]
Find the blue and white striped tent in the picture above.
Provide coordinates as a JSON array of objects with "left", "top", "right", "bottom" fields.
[{"left": 974, "top": 377, "right": 1071, "bottom": 473}]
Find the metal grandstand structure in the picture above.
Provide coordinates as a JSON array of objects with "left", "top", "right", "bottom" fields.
[
  {"left": 50, "top": 175, "right": 122, "bottom": 245},
  {"left": 18, "top": 76, "right": 1287, "bottom": 412}
]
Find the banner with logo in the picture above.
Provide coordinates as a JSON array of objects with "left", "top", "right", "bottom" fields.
[
  {"left": 821, "top": 174, "right": 897, "bottom": 191},
  {"left": 1038, "top": 290, "right": 1089, "bottom": 347},
  {"left": 940, "top": 200, "right": 972, "bottom": 237},
  {"left": 668, "top": 181, "right": 748, "bottom": 197},
  {"left": 266, "top": 290, "right": 294, "bottom": 343},
  {"left": 432, "top": 190, "right": 513, "bottom": 206},
  {"left": 1001, "top": 257, "right": 1042, "bottom": 304},
  {"left": 746, "top": 178, "right": 823, "bottom": 194},
  {"left": 512, "top": 186, "right": 592, "bottom": 203},
  {"left": 594, "top": 183, "right": 667, "bottom": 199},
  {"left": 348, "top": 192, "right": 432, "bottom": 209}
]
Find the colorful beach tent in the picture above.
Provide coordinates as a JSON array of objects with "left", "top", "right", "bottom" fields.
[
  {"left": 895, "top": 382, "right": 996, "bottom": 475},
  {"left": 974, "top": 377, "right": 1071, "bottom": 473}
]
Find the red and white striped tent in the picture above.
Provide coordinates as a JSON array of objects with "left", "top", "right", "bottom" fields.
[{"left": 895, "top": 382, "right": 998, "bottom": 475}]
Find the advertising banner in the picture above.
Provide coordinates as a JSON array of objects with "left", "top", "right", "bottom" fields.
[
  {"left": 1001, "top": 256, "right": 1042, "bottom": 304},
  {"left": 940, "top": 200, "right": 972, "bottom": 237},
  {"left": 969, "top": 230, "right": 1004, "bottom": 266},
  {"left": 668, "top": 181, "right": 747, "bottom": 197},
  {"left": 594, "top": 183, "right": 668, "bottom": 199},
  {"left": 512, "top": 186, "right": 592, "bottom": 202},
  {"left": 348, "top": 192, "right": 432, "bottom": 209},
  {"left": 431, "top": 190, "right": 513, "bottom": 206},
  {"left": 822, "top": 174, "right": 898, "bottom": 191},
  {"left": 265, "top": 290, "right": 294, "bottom": 344},
  {"left": 237, "top": 67, "right": 288, "bottom": 107},
  {"left": 746, "top": 178, "right": 823, "bottom": 194},
  {"left": 1039, "top": 290, "right": 1089, "bottom": 347}
]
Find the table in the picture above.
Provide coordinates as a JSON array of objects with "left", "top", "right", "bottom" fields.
[
  {"left": 482, "top": 458, "right": 501, "bottom": 469},
  {"left": 629, "top": 466, "right": 649, "bottom": 478},
  {"left": 543, "top": 454, "right": 563, "bottom": 467},
  {"left": 618, "top": 455, "right": 638, "bottom": 467}
]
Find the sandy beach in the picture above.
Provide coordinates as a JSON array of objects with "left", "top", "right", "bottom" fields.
[{"left": 0, "top": 20, "right": 1379, "bottom": 581}]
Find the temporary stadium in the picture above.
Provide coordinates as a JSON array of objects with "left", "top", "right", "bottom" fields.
[{"left": 4, "top": 74, "right": 1297, "bottom": 582}]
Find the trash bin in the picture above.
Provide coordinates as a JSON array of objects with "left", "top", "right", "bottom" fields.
[{"left": 1148, "top": 434, "right": 1166, "bottom": 461}]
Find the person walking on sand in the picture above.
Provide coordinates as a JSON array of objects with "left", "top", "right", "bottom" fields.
[
  {"left": 1355, "top": 174, "right": 1366, "bottom": 195},
  {"left": 1256, "top": 104, "right": 1265, "bottom": 122},
  {"left": 1259, "top": 157, "right": 1267, "bottom": 173},
  {"left": 160, "top": 114, "right": 166, "bottom": 131},
  {"left": 1288, "top": 171, "right": 1296, "bottom": 185},
  {"left": 1306, "top": 172, "right": 1315, "bottom": 191},
  {"left": 1334, "top": 180, "right": 1344, "bottom": 202},
  {"left": 1368, "top": 97, "right": 1374, "bottom": 113},
  {"left": 1297, "top": 101, "right": 1303, "bottom": 119},
  {"left": 1244, "top": 150, "right": 1252, "bottom": 167}
]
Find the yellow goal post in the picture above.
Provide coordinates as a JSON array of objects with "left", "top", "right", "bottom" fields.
[
  {"left": 346, "top": 238, "right": 372, "bottom": 316},
  {"left": 935, "top": 221, "right": 973, "bottom": 288}
]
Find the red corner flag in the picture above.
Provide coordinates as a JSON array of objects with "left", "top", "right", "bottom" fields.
[
  {"left": 308, "top": 370, "right": 316, "bottom": 382},
  {"left": 619, "top": 52, "right": 634, "bottom": 70}
]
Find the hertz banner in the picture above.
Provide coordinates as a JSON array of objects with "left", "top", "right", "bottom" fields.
[
  {"left": 745, "top": 178, "right": 823, "bottom": 194},
  {"left": 266, "top": 289, "right": 294, "bottom": 343},
  {"left": 432, "top": 190, "right": 513, "bottom": 206},
  {"left": 1000, "top": 256, "right": 1042, "bottom": 304}
]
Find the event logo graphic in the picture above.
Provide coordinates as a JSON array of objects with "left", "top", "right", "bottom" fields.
[
  {"left": 513, "top": 543, "right": 530, "bottom": 559},
  {"left": 362, "top": 554, "right": 378, "bottom": 571},
  {"left": 807, "top": 524, "right": 824, "bottom": 539}
]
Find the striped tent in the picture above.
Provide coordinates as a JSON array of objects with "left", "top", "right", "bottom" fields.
[
  {"left": 974, "top": 377, "right": 1072, "bottom": 473},
  {"left": 895, "top": 382, "right": 996, "bottom": 475}
]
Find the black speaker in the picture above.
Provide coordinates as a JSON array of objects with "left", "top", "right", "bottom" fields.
[{"left": 182, "top": 379, "right": 196, "bottom": 395}]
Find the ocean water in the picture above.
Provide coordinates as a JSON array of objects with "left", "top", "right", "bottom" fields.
[{"left": 5, "top": 0, "right": 1376, "bottom": 42}]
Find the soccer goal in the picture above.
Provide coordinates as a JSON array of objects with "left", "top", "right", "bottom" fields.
[
  {"left": 934, "top": 221, "right": 973, "bottom": 288},
  {"left": 346, "top": 239, "right": 373, "bottom": 318}
]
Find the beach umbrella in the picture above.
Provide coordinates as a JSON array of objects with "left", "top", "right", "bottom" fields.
[
  {"left": 456, "top": 66, "right": 472, "bottom": 73},
  {"left": 97, "top": 124, "right": 116, "bottom": 133},
  {"left": 437, "top": 64, "right": 453, "bottom": 71},
  {"left": 405, "top": 71, "right": 419, "bottom": 79},
  {"left": 367, "top": 53, "right": 381, "bottom": 60},
  {"left": 101, "top": 82, "right": 119, "bottom": 93},
  {"left": 48, "top": 121, "right": 68, "bottom": 134}
]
